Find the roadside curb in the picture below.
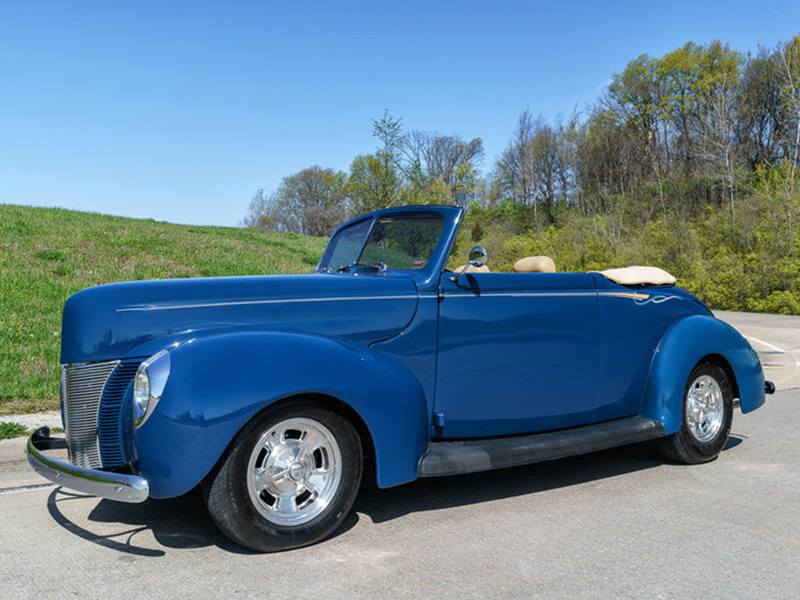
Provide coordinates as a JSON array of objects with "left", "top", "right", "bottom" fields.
[
  {"left": 0, "top": 411, "right": 61, "bottom": 430},
  {"left": 1, "top": 412, "right": 60, "bottom": 468},
  {"left": 0, "top": 437, "right": 29, "bottom": 467}
]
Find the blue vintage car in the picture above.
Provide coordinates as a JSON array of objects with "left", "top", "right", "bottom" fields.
[{"left": 28, "top": 205, "right": 773, "bottom": 551}]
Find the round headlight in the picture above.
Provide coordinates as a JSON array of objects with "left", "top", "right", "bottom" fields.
[
  {"left": 132, "top": 350, "right": 171, "bottom": 428},
  {"left": 133, "top": 367, "right": 151, "bottom": 426}
]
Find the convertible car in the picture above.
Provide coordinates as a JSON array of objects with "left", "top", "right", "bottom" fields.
[{"left": 28, "top": 205, "right": 773, "bottom": 551}]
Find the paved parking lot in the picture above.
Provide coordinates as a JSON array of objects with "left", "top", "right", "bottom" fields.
[{"left": 1, "top": 312, "right": 798, "bottom": 599}]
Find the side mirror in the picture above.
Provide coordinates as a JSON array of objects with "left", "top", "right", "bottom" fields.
[
  {"left": 450, "top": 246, "right": 488, "bottom": 283},
  {"left": 468, "top": 246, "right": 487, "bottom": 268}
]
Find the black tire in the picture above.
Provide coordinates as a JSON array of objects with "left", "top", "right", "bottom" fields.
[
  {"left": 203, "top": 402, "right": 362, "bottom": 552},
  {"left": 659, "top": 361, "right": 733, "bottom": 464}
]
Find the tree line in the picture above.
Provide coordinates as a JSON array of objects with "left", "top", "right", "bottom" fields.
[
  {"left": 244, "top": 36, "right": 800, "bottom": 314},
  {"left": 242, "top": 110, "right": 485, "bottom": 235}
]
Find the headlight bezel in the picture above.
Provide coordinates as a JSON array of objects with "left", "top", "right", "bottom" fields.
[{"left": 133, "top": 350, "right": 171, "bottom": 428}]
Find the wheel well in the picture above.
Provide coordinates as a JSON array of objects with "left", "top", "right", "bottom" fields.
[
  {"left": 201, "top": 392, "right": 379, "bottom": 497},
  {"left": 700, "top": 353, "right": 740, "bottom": 399},
  {"left": 254, "top": 393, "right": 377, "bottom": 484}
]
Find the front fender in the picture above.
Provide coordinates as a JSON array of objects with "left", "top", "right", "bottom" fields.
[
  {"left": 134, "top": 331, "right": 429, "bottom": 498},
  {"left": 640, "top": 315, "right": 765, "bottom": 435}
]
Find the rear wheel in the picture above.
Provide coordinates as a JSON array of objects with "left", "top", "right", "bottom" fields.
[
  {"left": 204, "top": 402, "right": 362, "bottom": 552},
  {"left": 659, "top": 361, "right": 733, "bottom": 464}
]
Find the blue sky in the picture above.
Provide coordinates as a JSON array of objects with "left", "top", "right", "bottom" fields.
[{"left": 1, "top": 1, "right": 799, "bottom": 227}]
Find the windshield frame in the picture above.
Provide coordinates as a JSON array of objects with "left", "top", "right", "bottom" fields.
[
  {"left": 315, "top": 205, "right": 463, "bottom": 289},
  {"left": 315, "top": 216, "right": 375, "bottom": 274}
]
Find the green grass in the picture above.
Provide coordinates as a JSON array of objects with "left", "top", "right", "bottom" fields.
[
  {"left": 0, "top": 204, "right": 328, "bottom": 412},
  {"left": 0, "top": 422, "right": 28, "bottom": 440}
]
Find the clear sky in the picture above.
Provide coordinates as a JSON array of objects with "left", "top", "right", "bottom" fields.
[{"left": 1, "top": 1, "right": 799, "bottom": 227}]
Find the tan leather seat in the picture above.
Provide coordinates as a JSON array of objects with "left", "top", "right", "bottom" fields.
[{"left": 513, "top": 256, "right": 556, "bottom": 273}]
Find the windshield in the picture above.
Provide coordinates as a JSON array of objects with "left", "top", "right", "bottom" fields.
[{"left": 318, "top": 213, "right": 445, "bottom": 272}]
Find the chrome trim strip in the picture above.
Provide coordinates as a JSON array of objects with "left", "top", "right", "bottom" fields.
[
  {"left": 600, "top": 291, "right": 651, "bottom": 300},
  {"left": 118, "top": 290, "right": 676, "bottom": 311},
  {"left": 27, "top": 430, "right": 149, "bottom": 503},
  {"left": 442, "top": 291, "right": 677, "bottom": 301},
  {"left": 117, "top": 294, "right": 420, "bottom": 312},
  {"left": 443, "top": 291, "right": 599, "bottom": 299}
]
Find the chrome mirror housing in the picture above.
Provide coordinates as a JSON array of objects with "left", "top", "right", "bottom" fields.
[
  {"left": 468, "top": 246, "right": 487, "bottom": 268},
  {"left": 450, "top": 245, "right": 488, "bottom": 283}
]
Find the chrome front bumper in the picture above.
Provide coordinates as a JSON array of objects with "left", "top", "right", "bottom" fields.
[{"left": 26, "top": 427, "right": 149, "bottom": 503}]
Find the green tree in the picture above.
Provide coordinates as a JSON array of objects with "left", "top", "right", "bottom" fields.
[
  {"left": 348, "top": 153, "right": 404, "bottom": 213},
  {"left": 755, "top": 160, "right": 800, "bottom": 255},
  {"left": 348, "top": 111, "right": 405, "bottom": 212},
  {"left": 658, "top": 42, "right": 702, "bottom": 173},
  {"left": 373, "top": 109, "right": 405, "bottom": 168},
  {"left": 243, "top": 166, "right": 348, "bottom": 236},
  {"left": 608, "top": 54, "right": 665, "bottom": 164}
]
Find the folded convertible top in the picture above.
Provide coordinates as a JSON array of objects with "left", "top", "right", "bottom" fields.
[{"left": 594, "top": 266, "right": 677, "bottom": 286}]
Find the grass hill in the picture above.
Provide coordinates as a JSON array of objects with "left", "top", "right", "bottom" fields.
[{"left": 0, "top": 204, "right": 327, "bottom": 412}]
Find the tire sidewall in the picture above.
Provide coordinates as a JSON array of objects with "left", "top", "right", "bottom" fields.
[
  {"left": 205, "top": 402, "right": 362, "bottom": 552},
  {"left": 678, "top": 362, "right": 733, "bottom": 462}
]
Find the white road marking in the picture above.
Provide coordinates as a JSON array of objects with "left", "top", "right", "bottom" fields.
[
  {"left": 0, "top": 483, "right": 57, "bottom": 495},
  {"left": 745, "top": 336, "right": 787, "bottom": 354},
  {"left": 746, "top": 336, "right": 800, "bottom": 367}
]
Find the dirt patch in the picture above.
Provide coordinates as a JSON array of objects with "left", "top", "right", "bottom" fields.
[{"left": 0, "top": 399, "right": 60, "bottom": 415}]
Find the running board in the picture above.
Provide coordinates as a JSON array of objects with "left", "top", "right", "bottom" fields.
[{"left": 418, "top": 417, "right": 665, "bottom": 478}]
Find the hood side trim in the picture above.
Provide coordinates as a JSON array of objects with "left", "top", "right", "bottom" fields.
[{"left": 118, "top": 294, "right": 419, "bottom": 313}]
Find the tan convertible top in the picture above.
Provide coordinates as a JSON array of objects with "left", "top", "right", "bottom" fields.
[{"left": 594, "top": 266, "right": 677, "bottom": 286}]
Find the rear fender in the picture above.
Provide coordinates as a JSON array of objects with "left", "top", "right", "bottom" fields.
[
  {"left": 134, "top": 331, "right": 428, "bottom": 498},
  {"left": 640, "top": 315, "right": 765, "bottom": 434}
]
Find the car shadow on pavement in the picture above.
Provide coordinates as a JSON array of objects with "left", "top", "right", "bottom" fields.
[
  {"left": 43, "top": 436, "right": 745, "bottom": 555},
  {"left": 45, "top": 487, "right": 252, "bottom": 556},
  {"left": 354, "top": 436, "right": 745, "bottom": 525},
  {"left": 45, "top": 483, "right": 362, "bottom": 555}
]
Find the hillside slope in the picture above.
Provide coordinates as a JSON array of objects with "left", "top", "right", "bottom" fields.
[{"left": 0, "top": 204, "right": 327, "bottom": 410}]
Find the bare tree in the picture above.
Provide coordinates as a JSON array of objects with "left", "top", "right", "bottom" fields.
[
  {"left": 243, "top": 166, "right": 349, "bottom": 237},
  {"left": 777, "top": 37, "right": 800, "bottom": 177},
  {"left": 496, "top": 110, "right": 588, "bottom": 225},
  {"left": 241, "top": 188, "right": 276, "bottom": 230},
  {"left": 693, "top": 42, "right": 742, "bottom": 226},
  {"left": 496, "top": 110, "right": 537, "bottom": 203},
  {"left": 402, "top": 130, "right": 484, "bottom": 206},
  {"left": 738, "top": 47, "right": 784, "bottom": 168}
]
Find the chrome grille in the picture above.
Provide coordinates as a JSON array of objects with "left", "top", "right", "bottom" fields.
[
  {"left": 98, "top": 359, "right": 142, "bottom": 466},
  {"left": 63, "top": 361, "right": 120, "bottom": 469}
]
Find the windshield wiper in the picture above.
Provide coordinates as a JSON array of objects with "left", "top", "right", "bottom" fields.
[
  {"left": 354, "top": 261, "right": 388, "bottom": 272},
  {"left": 335, "top": 261, "right": 388, "bottom": 273}
]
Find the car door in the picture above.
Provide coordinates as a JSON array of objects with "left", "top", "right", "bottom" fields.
[{"left": 434, "top": 272, "right": 600, "bottom": 438}]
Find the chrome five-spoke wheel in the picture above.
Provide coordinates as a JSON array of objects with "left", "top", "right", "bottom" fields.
[
  {"left": 247, "top": 417, "right": 342, "bottom": 526},
  {"left": 685, "top": 374, "right": 725, "bottom": 443}
]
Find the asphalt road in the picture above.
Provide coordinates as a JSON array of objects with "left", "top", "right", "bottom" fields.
[
  {"left": 1, "top": 312, "right": 798, "bottom": 599},
  {"left": 716, "top": 310, "right": 800, "bottom": 391}
]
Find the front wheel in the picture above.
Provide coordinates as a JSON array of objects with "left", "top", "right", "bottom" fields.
[
  {"left": 203, "top": 402, "right": 362, "bottom": 552},
  {"left": 659, "top": 361, "right": 733, "bottom": 464}
]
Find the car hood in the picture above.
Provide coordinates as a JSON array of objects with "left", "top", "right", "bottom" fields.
[{"left": 60, "top": 274, "right": 419, "bottom": 363}]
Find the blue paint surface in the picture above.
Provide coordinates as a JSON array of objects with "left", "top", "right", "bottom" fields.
[{"left": 59, "top": 205, "right": 767, "bottom": 496}]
